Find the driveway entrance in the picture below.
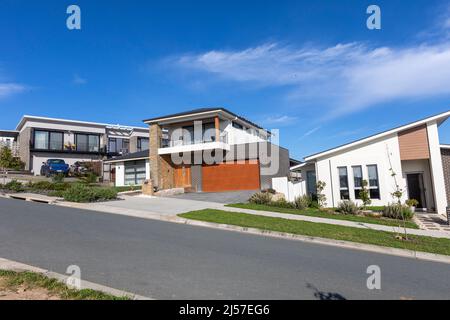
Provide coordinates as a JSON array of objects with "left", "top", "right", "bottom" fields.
[{"left": 167, "top": 190, "right": 257, "bottom": 204}]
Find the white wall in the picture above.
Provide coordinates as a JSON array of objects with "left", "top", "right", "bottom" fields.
[
  {"left": 315, "top": 133, "right": 403, "bottom": 208},
  {"left": 115, "top": 162, "right": 125, "bottom": 187},
  {"left": 222, "top": 120, "right": 268, "bottom": 145},
  {"left": 272, "top": 177, "right": 305, "bottom": 202},
  {"left": 426, "top": 121, "right": 447, "bottom": 214}
]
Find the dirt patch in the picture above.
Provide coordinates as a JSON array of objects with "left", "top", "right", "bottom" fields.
[{"left": 0, "top": 276, "right": 61, "bottom": 300}]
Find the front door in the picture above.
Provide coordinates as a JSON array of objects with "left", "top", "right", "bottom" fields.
[
  {"left": 174, "top": 165, "right": 191, "bottom": 188},
  {"left": 406, "top": 173, "right": 426, "bottom": 209}
]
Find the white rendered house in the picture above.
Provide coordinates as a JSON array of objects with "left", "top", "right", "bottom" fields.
[{"left": 292, "top": 110, "right": 450, "bottom": 215}]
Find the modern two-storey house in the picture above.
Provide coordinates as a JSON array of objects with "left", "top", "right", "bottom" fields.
[
  {"left": 106, "top": 108, "right": 291, "bottom": 191},
  {"left": 14, "top": 115, "right": 149, "bottom": 175}
]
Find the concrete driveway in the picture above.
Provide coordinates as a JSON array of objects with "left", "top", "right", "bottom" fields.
[
  {"left": 167, "top": 190, "right": 257, "bottom": 204},
  {"left": 87, "top": 194, "right": 223, "bottom": 215}
]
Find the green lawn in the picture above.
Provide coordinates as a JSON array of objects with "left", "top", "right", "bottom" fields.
[
  {"left": 179, "top": 209, "right": 450, "bottom": 256},
  {"left": 227, "top": 203, "right": 418, "bottom": 229},
  {"left": 0, "top": 270, "right": 129, "bottom": 300}
]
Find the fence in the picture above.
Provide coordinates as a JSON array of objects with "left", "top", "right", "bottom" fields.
[{"left": 272, "top": 177, "right": 305, "bottom": 202}]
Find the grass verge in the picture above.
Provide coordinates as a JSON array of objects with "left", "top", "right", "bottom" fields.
[
  {"left": 0, "top": 270, "right": 129, "bottom": 300},
  {"left": 179, "top": 209, "right": 450, "bottom": 256},
  {"left": 227, "top": 203, "right": 418, "bottom": 229}
]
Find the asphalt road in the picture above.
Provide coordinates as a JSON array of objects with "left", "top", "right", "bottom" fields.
[{"left": 0, "top": 197, "right": 449, "bottom": 299}]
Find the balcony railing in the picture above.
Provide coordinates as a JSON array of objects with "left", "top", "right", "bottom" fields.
[{"left": 161, "top": 131, "right": 228, "bottom": 148}]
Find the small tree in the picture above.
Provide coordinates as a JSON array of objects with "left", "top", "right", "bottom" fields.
[
  {"left": 0, "top": 147, "right": 24, "bottom": 170},
  {"left": 359, "top": 179, "right": 371, "bottom": 210},
  {"left": 316, "top": 180, "right": 327, "bottom": 208}
]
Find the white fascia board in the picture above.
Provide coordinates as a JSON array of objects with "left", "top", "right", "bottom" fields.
[
  {"left": 304, "top": 110, "right": 450, "bottom": 161},
  {"left": 104, "top": 156, "right": 149, "bottom": 164},
  {"left": 15, "top": 115, "right": 148, "bottom": 132}
]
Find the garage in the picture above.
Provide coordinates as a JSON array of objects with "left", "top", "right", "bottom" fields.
[{"left": 202, "top": 160, "right": 260, "bottom": 192}]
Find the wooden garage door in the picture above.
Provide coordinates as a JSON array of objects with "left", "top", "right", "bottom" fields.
[{"left": 202, "top": 160, "right": 260, "bottom": 192}]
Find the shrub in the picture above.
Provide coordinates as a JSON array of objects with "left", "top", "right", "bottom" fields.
[
  {"left": 62, "top": 184, "right": 117, "bottom": 203},
  {"left": 79, "top": 172, "right": 98, "bottom": 185},
  {"left": 270, "top": 198, "right": 295, "bottom": 209},
  {"left": 294, "top": 195, "right": 311, "bottom": 210},
  {"left": 359, "top": 180, "right": 371, "bottom": 209},
  {"left": 337, "top": 200, "right": 360, "bottom": 215},
  {"left": 382, "top": 203, "right": 414, "bottom": 220},
  {"left": 405, "top": 199, "right": 419, "bottom": 207},
  {"left": 309, "top": 200, "right": 320, "bottom": 209},
  {"left": 29, "top": 181, "right": 71, "bottom": 191},
  {"left": 249, "top": 192, "right": 272, "bottom": 205},
  {"left": 262, "top": 188, "right": 276, "bottom": 194},
  {"left": 316, "top": 181, "right": 327, "bottom": 208},
  {"left": 3, "top": 180, "right": 25, "bottom": 192},
  {"left": 52, "top": 173, "right": 65, "bottom": 183},
  {"left": 0, "top": 147, "right": 24, "bottom": 170}
]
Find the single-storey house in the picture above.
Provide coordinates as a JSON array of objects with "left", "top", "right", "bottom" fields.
[{"left": 291, "top": 110, "right": 450, "bottom": 216}]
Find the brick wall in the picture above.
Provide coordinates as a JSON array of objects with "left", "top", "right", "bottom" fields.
[
  {"left": 149, "top": 124, "right": 175, "bottom": 190},
  {"left": 441, "top": 148, "right": 450, "bottom": 205},
  {"left": 18, "top": 128, "right": 31, "bottom": 170}
]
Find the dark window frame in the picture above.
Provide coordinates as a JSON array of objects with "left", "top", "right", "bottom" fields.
[
  {"left": 367, "top": 164, "right": 381, "bottom": 199},
  {"left": 338, "top": 166, "right": 350, "bottom": 200},
  {"left": 137, "top": 137, "right": 149, "bottom": 152},
  {"left": 352, "top": 165, "right": 363, "bottom": 200},
  {"left": 75, "top": 133, "right": 100, "bottom": 153},
  {"left": 33, "top": 129, "right": 64, "bottom": 151}
]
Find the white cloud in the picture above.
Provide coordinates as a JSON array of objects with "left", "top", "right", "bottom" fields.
[
  {"left": 262, "top": 115, "right": 298, "bottom": 126},
  {"left": 73, "top": 74, "right": 87, "bottom": 85},
  {"left": 299, "top": 126, "right": 321, "bottom": 139},
  {"left": 175, "top": 40, "right": 450, "bottom": 120},
  {"left": 0, "top": 83, "right": 26, "bottom": 99}
]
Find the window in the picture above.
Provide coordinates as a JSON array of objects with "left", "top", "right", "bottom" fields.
[
  {"left": 352, "top": 166, "right": 363, "bottom": 199},
  {"left": 124, "top": 160, "right": 146, "bottom": 185},
  {"left": 338, "top": 167, "right": 349, "bottom": 200},
  {"left": 137, "top": 138, "right": 149, "bottom": 151},
  {"left": 232, "top": 121, "right": 244, "bottom": 130},
  {"left": 306, "top": 171, "right": 317, "bottom": 197},
  {"left": 121, "top": 139, "right": 129, "bottom": 153},
  {"left": 203, "top": 123, "right": 216, "bottom": 142},
  {"left": 76, "top": 133, "right": 100, "bottom": 152},
  {"left": 367, "top": 165, "right": 380, "bottom": 199},
  {"left": 49, "top": 132, "right": 63, "bottom": 150},
  {"left": 109, "top": 138, "right": 117, "bottom": 153},
  {"left": 34, "top": 130, "right": 49, "bottom": 149}
]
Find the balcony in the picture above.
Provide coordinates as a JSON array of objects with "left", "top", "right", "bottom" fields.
[{"left": 158, "top": 131, "right": 229, "bottom": 155}]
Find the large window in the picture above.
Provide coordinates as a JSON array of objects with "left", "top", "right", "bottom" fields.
[
  {"left": 124, "top": 160, "right": 146, "bottom": 185},
  {"left": 352, "top": 166, "right": 363, "bottom": 199},
  {"left": 232, "top": 121, "right": 244, "bottom": 130},
  {"left": 338, "top": 167, "right": 349, "bottom": 200},
  {"left": 49, "top": 132, "right": 63, "bottom": 150},
  {"left": 76, "top": 133, "right": 100, "bottom": 152},
  {"left": 367, "top": 165, "right": 380, "bottom": 199},
  {"left": 137, "top": 137, "right": 149, "bottom": 151},
  {"left": 34, "top": 130, "right": 49, "bottom": 149},
  {"left": 34, "top": 130, "right": 64, "bottom": 151}
]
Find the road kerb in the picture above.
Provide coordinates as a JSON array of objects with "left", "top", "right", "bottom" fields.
[{"left": 0, "top": 257, "right": 152, "bottom": 300}]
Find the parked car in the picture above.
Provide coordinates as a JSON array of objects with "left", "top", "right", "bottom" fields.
[
  {"left": 70, "top": 161, "right": 89, "bottom": 176},
  {"left": 40, "top": 159, "right": 70, "bottom": 177}
]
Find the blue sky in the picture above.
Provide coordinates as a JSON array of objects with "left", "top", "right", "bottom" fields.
[{"left": 0, "top": 0, "right": 449, "bottom": 159}]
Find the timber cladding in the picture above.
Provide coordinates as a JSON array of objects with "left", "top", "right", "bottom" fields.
[
  {"left": 398, "top": 125, "right": 430, "bottom": 160},
  {"left": 202, "top": 160, "right": 260, "bottom": 192}
]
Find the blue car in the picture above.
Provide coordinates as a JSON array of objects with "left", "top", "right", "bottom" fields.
[{"left": 40, "top": 159, "right": 70, "bottom": 177}]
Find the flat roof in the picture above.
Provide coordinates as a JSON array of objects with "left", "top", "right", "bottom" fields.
[
  {"left": 143, "top": 107, "right": 268, "bottom": 132},
  {"left": 16, "top": 115, "right": 148, "bottom": 132},
  {"left": 304, "top": 109, "right": 450, "bottom": 161},
  {"left": 103, "top": 150, "right": 149, "bottom": 163}
]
